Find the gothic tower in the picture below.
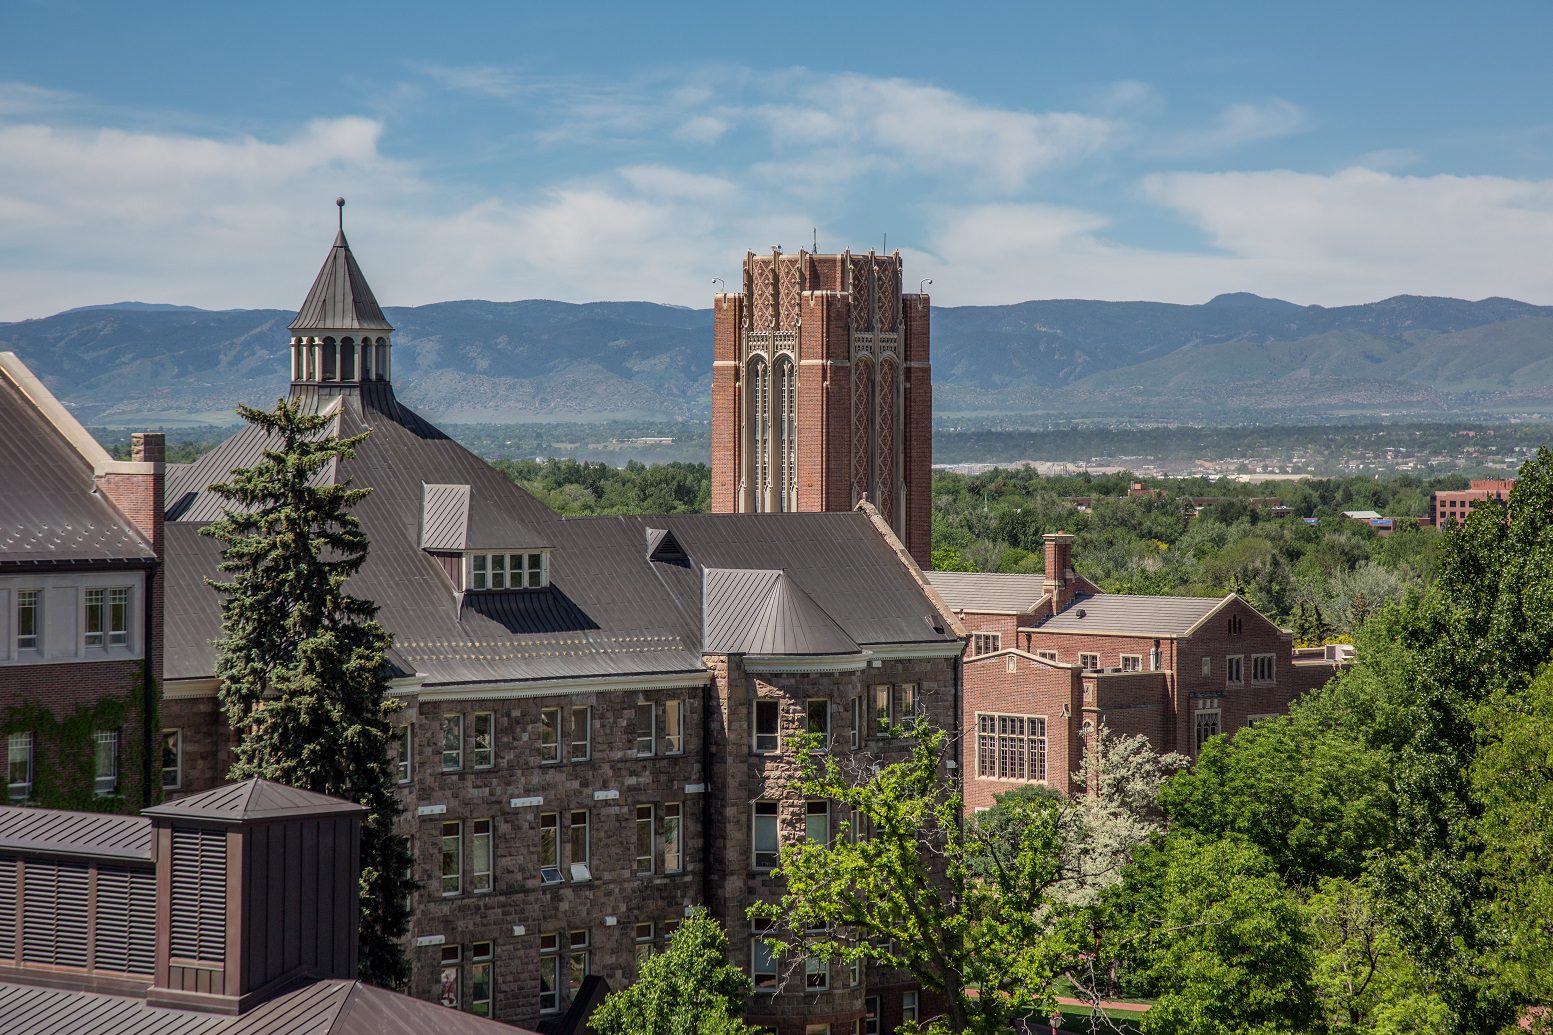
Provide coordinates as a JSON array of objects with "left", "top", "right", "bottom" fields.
[{"left": 711, "top": 249, "right": 932, "bottom": 567}]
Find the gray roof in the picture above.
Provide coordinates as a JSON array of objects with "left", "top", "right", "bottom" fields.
[
  {"left": 288, "top": 230, "right": 394, "bottom": 332},
  {"left": 143, "top": 779, "right": 365, "bottom": 823},
  {"left": 925, "top": 570, "right": 1048, "bottom": 613},
  {"left": 421, "top": 483, "right": 471, "bottom": 549},
  {"left": 1037, "top": 593, "right": 1230, "bottom": 638},
  {"left": 703, "top": 569, "right": 860, "bottom": 656},
  {"left": 0, "top": 363, "right": 155, "bottom": 568},
  {"left": 0, "top": 976, "right": 536, "bottom": 1034},
  {"left": 0, "top": 806, "right": 151, "bottom": 862}
]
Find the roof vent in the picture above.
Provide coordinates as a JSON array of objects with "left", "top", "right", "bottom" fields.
[
  {"left": 1076, "top": 608, "right": 1087, "bottom": 619},
  {"left": 646, "top": 527, "right": 687, "bottom": 564}
]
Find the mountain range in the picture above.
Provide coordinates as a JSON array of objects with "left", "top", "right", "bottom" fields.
[{"left": 5, "top": 293, "right": 1553, "bottom": 427}]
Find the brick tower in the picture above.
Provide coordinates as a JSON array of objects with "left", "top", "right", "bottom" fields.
[{"left": 711, "top": 249, "right": 932, "bottom": 567}]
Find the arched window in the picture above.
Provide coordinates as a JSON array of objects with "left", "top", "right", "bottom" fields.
[
  {"left": 291, "top": 337, "right": 302, "bottom": 380},
  {"left": 322, "top": 337, "right": 337, "bottom": 381},
  {"left": 774, "top": 356, "right": 796, "bottom": 511},
  {"left": 747, "top": 356, "right": 770, "bottom": 512},
  {"left": 375, "top": 340, "right": 388, "bottom": 381},
  {"left": 340, "top": 337, "right": 356, "bottom": 380},
  {"left": 851, "top": 356, "right": 874, "bottom": 506}
]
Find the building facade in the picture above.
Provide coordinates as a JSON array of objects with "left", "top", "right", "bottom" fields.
[
  {"left": 0, "top": 352, "right": 164, "bottom": 813},
  {"left": 711, "top": 249, "right": 932, "bottom": 568},
  {"left": 1431, "top": 478, "right": 1515, "bottom": 528},
  {"left": 156, "top": 227, "right": 964, "bottom": 1033}
]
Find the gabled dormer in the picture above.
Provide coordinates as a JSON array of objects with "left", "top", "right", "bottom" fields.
[{"left": 421, "top": 483, "right": 550, "bottom": 592}]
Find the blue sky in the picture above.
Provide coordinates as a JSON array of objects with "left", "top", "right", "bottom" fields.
[{"left": 3, "top": 1, "right": 1553, "bottom": 320}]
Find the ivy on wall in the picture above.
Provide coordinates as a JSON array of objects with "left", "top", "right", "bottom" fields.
[{"left": 4, "top": 681, "right": 153, "bottom": 813}]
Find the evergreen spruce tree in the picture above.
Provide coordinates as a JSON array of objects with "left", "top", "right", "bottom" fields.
[{"left": 201, "top": 397, "right": 413, "bottom": 988}]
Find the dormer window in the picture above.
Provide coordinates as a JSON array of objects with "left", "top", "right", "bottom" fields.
[{"left": 468, "top": 551, "right": 548, "bottom": 590}]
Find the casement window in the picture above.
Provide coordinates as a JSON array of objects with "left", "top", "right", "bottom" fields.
[
  {"left": 807, "top": 699, "right": 830, "bottom": 748},
  {"left": 84, "top": 589, "right": 106, "bottom": 647},
  {"left": 569, "top": 810, "right": 591, "bottom": 881},
  {"left": 568, "top": 930, "right": 589, "bottom": 994},
  {"left": 471, "top": 819, "right": 493, "bottom": 893},
  {"left": 1120, "top": 654, "right": 1142, "bottom": 673},
  {"left": 15, "top": 591, "right": 39, "bottom": 652},
  {"left": 969, "top": 632, "right": 1001, "bottom": 657},
  {"left": 753, "top": 801, "right": 780, "bottom": 870},
  {"left": 1079, "top": 652, "right": 1100, "bottom": 671},
  {"left": 440, "top": 821, "right": 462, "bottom": 896},
  {"left": 753, "top": 699, "right": 780, "bottom": 753},
  {"left": 751, "top": 921, "right": 778, "bottom": 989},
  {"left": 438, "top": 945, "right": 461, "bottom": 1008},
  {"left": 1035, "top": 649, "right": 1058, "bottom": 661},
  {"left": 850, "top": 696, "right": 863, "bottom": 749},
  {"left": 1252, "top": 654, "right": 1276, "bottom": 683},
  {"left": 539, "top": 812, "right": 562, "bottom": 884},
  {"left": 663, "top": 803, "right": 683, "bottom": 873},
  {"left": 94, "top": 729, "right": 119, "bottom": 796},
  {"left": 873, "top": 685, "right": 891, "bottom": 733},
  {"left": 472, "top": 712, "right": 494, "bottom": 769},
  {"left": 441, "top": 715, "right": 463, "bottom": 772},
  {"left": 1195, "top": 710, "right": 1222, "bottom": 753},
  {"left": 635, "top": 805, "right": 655, "bottom": 875},
  {"left": 806, "top": 953, "right": 829, "bottom": 990},
  {"left": 663, "top": 699, "right": 684, "bottom": 754},
  {"left": 1225, "top": 655, "right": 1244, "bottom": 685},
  {"left": 903, "top": 990, "right": 919, "bottom": 1023},
  {"left": 892, "top": 683, "right": 918, "bottom": 722},
  {"left": 635, "top": 922, "right": 655, "bottom": 966},
  {"left": 1201, "top": 656, "right": 1212, "bottom": 677},
  {"left": 468, "top": 551, "right": 548, "bottom": 590},
  {"left": 540, "top": 707, "right": 560, "bottom": 764},
  {"left": 805, "top": 800, "right": 830, "bottom": 844},
  {"left": 7, "top": 733, "right": 32, "bottom": 802},
  {"left": 975, "top": 713, "right": 1047, "bottom": 781},
  {"left": 470, "top": 941, "right": 493, "bottom": 1017},
  {"left": 539, "top": 933, "right": 561, "bottom": 1012},
  {"left": 849, "top": 956, "right": 862, "bottom": 987},
  {"left": 864, "top": 997, "right": 880, "bottom": 1035},
  {"left": 635, "top": 701, "right": 656, "bottom": 757},
  {"left": 161, "top": 729, "right": 182, "bottom": 790},
  {"left": 395, "top": 724, "right": 413, "bottom": 784},
  {"left": 570, "top": 705, "right": 591, "bottom": 762}
]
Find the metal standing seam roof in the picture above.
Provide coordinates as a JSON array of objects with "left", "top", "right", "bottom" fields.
[
  {"left": 143, "top": 779, "right": 365, "bottom": 823},
  {"left": 421, "top": 483, "right": 471, "bottom": 549},
  {"left": 1036, "top": 593, "right": 1231, "bottom": 638},
  {"left": 288, "top": 230, "right": 394, "bottom": 333},
  {"left": 0, "top": 806, "right": 152, "bottom": 862},
  {"left": 924, "top": 570, "right": 1049, "bottom": 613},
  {"left": 702, "top": 568, "right": 861, "bottom": 656}
]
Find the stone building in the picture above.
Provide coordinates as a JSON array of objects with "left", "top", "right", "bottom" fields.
[
  {"left": 926, "top": 533, "right": 1341, "bottom": 811},
  {"left": 710, "top": 249, "right": 932, "bottom": 568},
  {"left": 0, "top": 351, "right": 164, "bottom": 812},
  {"left": 158, "top": 225, "right": 965, "bottom": 1033}
]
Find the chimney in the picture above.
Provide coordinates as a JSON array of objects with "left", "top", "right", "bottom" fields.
[
  {"left": 97, "top": 431, "right": 165, "bottom": 558},
  {"left": 1043, "top": 532, "right": 1075, "bottom": 611}
]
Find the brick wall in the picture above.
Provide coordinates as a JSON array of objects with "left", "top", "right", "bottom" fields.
[
  {"left": 963, "top": 653, "right": 1083, "bottom": 804},
  {"left": 902, "top": 294, "right": 932, "bottom": 569},
  {"left": 711, "top": 294, "right": 744, "bottom": 513}
]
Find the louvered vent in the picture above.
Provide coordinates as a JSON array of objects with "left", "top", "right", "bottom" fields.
[
  {"left": 22, "top": 860, "right": 89, "bottom": 967},
  {"left": 94, "top": 865, "right": 156, "bottom": 974},
  {"left": 0, "top": 857, "right": 15, "bottom": 959},
  {"left": 170, "top": 829, "right": 226, "bottom": 963}
]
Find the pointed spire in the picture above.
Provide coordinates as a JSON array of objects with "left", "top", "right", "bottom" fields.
[{"left": 289, "top": 200, "right": 393, "bottom": 333}]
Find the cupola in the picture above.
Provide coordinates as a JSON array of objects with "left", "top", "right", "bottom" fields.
[{"left": 288, "top": 198, "right": 395, "bottom": 389}]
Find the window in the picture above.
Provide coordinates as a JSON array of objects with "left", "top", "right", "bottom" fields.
[
  {"left": 93, "top": 730, "right": 119, "bottom": 796},
  {"left": 807, "top": 1024, "right": 831, "bottom": 1034},
  {"left": 490, "top": 553, "right": 506, "bottom": 590},
  {"left": 635, "top": 922, "right": 655, "bottom": 966},
  {"left": 7, "top": 733, "right": 31, "bottom": 802},
  {"left": 440, "top": 821, "right": 462, "bottom": 896},
  {"left": 1195, "top": 710, "right": 1222, "bottom": 753},
  {"left": 540, "top": 707, "right": 560, "bottom": 764},
  {"left": 395, "top": 724, "right": 413, "bottom": 784},
  {"left": 1035, "top": 649, "right": 1058, "bottom": 661},
  {"left": 1201, "top": 656, "right": 1212, "bottom": 677},
  {"left": 806, "top": 800, "right": 830, "bottom": 844},
  {"left": 849, "top": 956, "right": 862, "bottom": 987},
  {"left": 441, "top": 715, "right": 463, "bottom": 771},
  {"left": 806, "top": 953, "right": 828, "bottom": 990},
  {"left": 1252, "top": 654, "right": 1276, "bottom": 683},
  {"left": 539, "top": 933, "right": 561, "bottom": 1012},
  {"left": 892, "top": 683, "right": 918, "bottom": 722},
  {"left": 569, "top": 810, "right": 590, "bottom": 881},
  {"left": 753, "top": 699, "right": 780, "bottom": 752},
  {"left": 807, "top": 699, "right": 830, "bottom": 748},
  {"left": 873, "top": 684, "right": 891, "bottom": 733},
  {"left": 470, "top": 941, "right": 493, "bottom": 1017},
  {"left": 161, "top": 729, "right": 181, "bottom": 790},
  {"left": 526, "top": 552, "right": 544, "bottom": 589},
  {"left": 663, "top": 699, "right": 684, "bottom": 754},
  {"left": 664, "top": 803, "right": 683, "bottom": 873},
  {"left": 539, "top": 812, "right": 562, "bottom": 884},
  {"left": 636, "top": 805, "right": 655, "bottom": 875},
  {"left": 568, "top": 930, "right": 589, "bottom": 994},
  {"left": 469, "top": 551, "right": 547, "bottom": 590},
  {"left": 864, "top": 997, "right": 880, "bottom": 1035},
  {"left": 903, "top": 990, "right": 919, "bottom": 1023},
  {"left": 16, "top": 590, "right": 39, "bottom": 651},
  {"left": 1225, "top": 655, "right": 1244, "bottom": 685},
  {"left": 1079, "top": 652, "right": 1100, "bottom": 671},
  {"left": 635, "top": 701, "right": 656, "bottom": 757},
  {"left": 84, "top": 588, "right": 105, "bottom": 647},
  {"left": 751, "top": 922, "right": 778, "bottom": 989},
  {"left": 471, "top": 819, "right": 492, "bottom": 893},
  {"left": 1120, "top": 654, "right": 1142, "bottom": 672},
  {"left": 439, "top": 945, "right": 461, "bottom": 1008},
  {"left": 472, "top": 712, "right": 494, "bottom": 769},
  {"left": 753, "top": 801, "right": 780, "bottom": 870},
  {"left": 850, "top": 696, "right": 863, "bottom": 750},
  {"left": 570, "top": 705, "right": 591, "bottom": 762},
  {"left": 975, "top": 713, "right": 1047, "bottom": 781},
  {"left": 969, "top": 632, "right": 1001, "bottom": 657}
]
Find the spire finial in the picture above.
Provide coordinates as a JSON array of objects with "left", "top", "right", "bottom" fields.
[{"left": 336, "top": 196, "right": 345, "bottom": 232}]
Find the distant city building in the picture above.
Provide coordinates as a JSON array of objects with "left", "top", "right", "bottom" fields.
[
  {"left": 711, "top": 249, "right": 932, "bottom": 567},
  {"left": 1431, "top": 478, "right": 1516, "bottom": 528}
]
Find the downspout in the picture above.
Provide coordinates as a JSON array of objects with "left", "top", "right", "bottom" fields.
[
  {"left": 700, "top": 675, "right": 715, "bottom": 913},
  {"left": 142, "top": 564, "right": 156, "bottom": 806}
]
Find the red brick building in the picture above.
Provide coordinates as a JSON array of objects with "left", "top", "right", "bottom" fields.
[
  {"left": 1431, "top": 478, "right": 1515, "bottom": 528},
  {"left": 0, "top": 352, "right": 164, "bottom": 812},
  {"left": 927, "top": 533, "right": 1340, "bottom": 811},
  {"left": 711, "top": 249, "right": 932, "bottom": 568}
]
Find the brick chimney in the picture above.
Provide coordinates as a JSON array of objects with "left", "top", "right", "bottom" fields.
[
  {"left": 1043, "top": 532, "right": 1075, "bottom": 611},
  {"left": 97, "top": 431, "right": 165, "bottom": 557}
]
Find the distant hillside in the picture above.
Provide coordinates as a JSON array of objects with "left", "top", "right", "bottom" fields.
[{"left": 6, "top": 293, "right": 1553, "bottom": 426}]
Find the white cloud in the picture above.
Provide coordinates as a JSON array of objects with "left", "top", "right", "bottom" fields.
[
  {"left": 672, "top": 114, "right": 730, "bottom": 144},
  {"left": 1161, "top": 98, "right": 1307, "bottom": 155}
]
